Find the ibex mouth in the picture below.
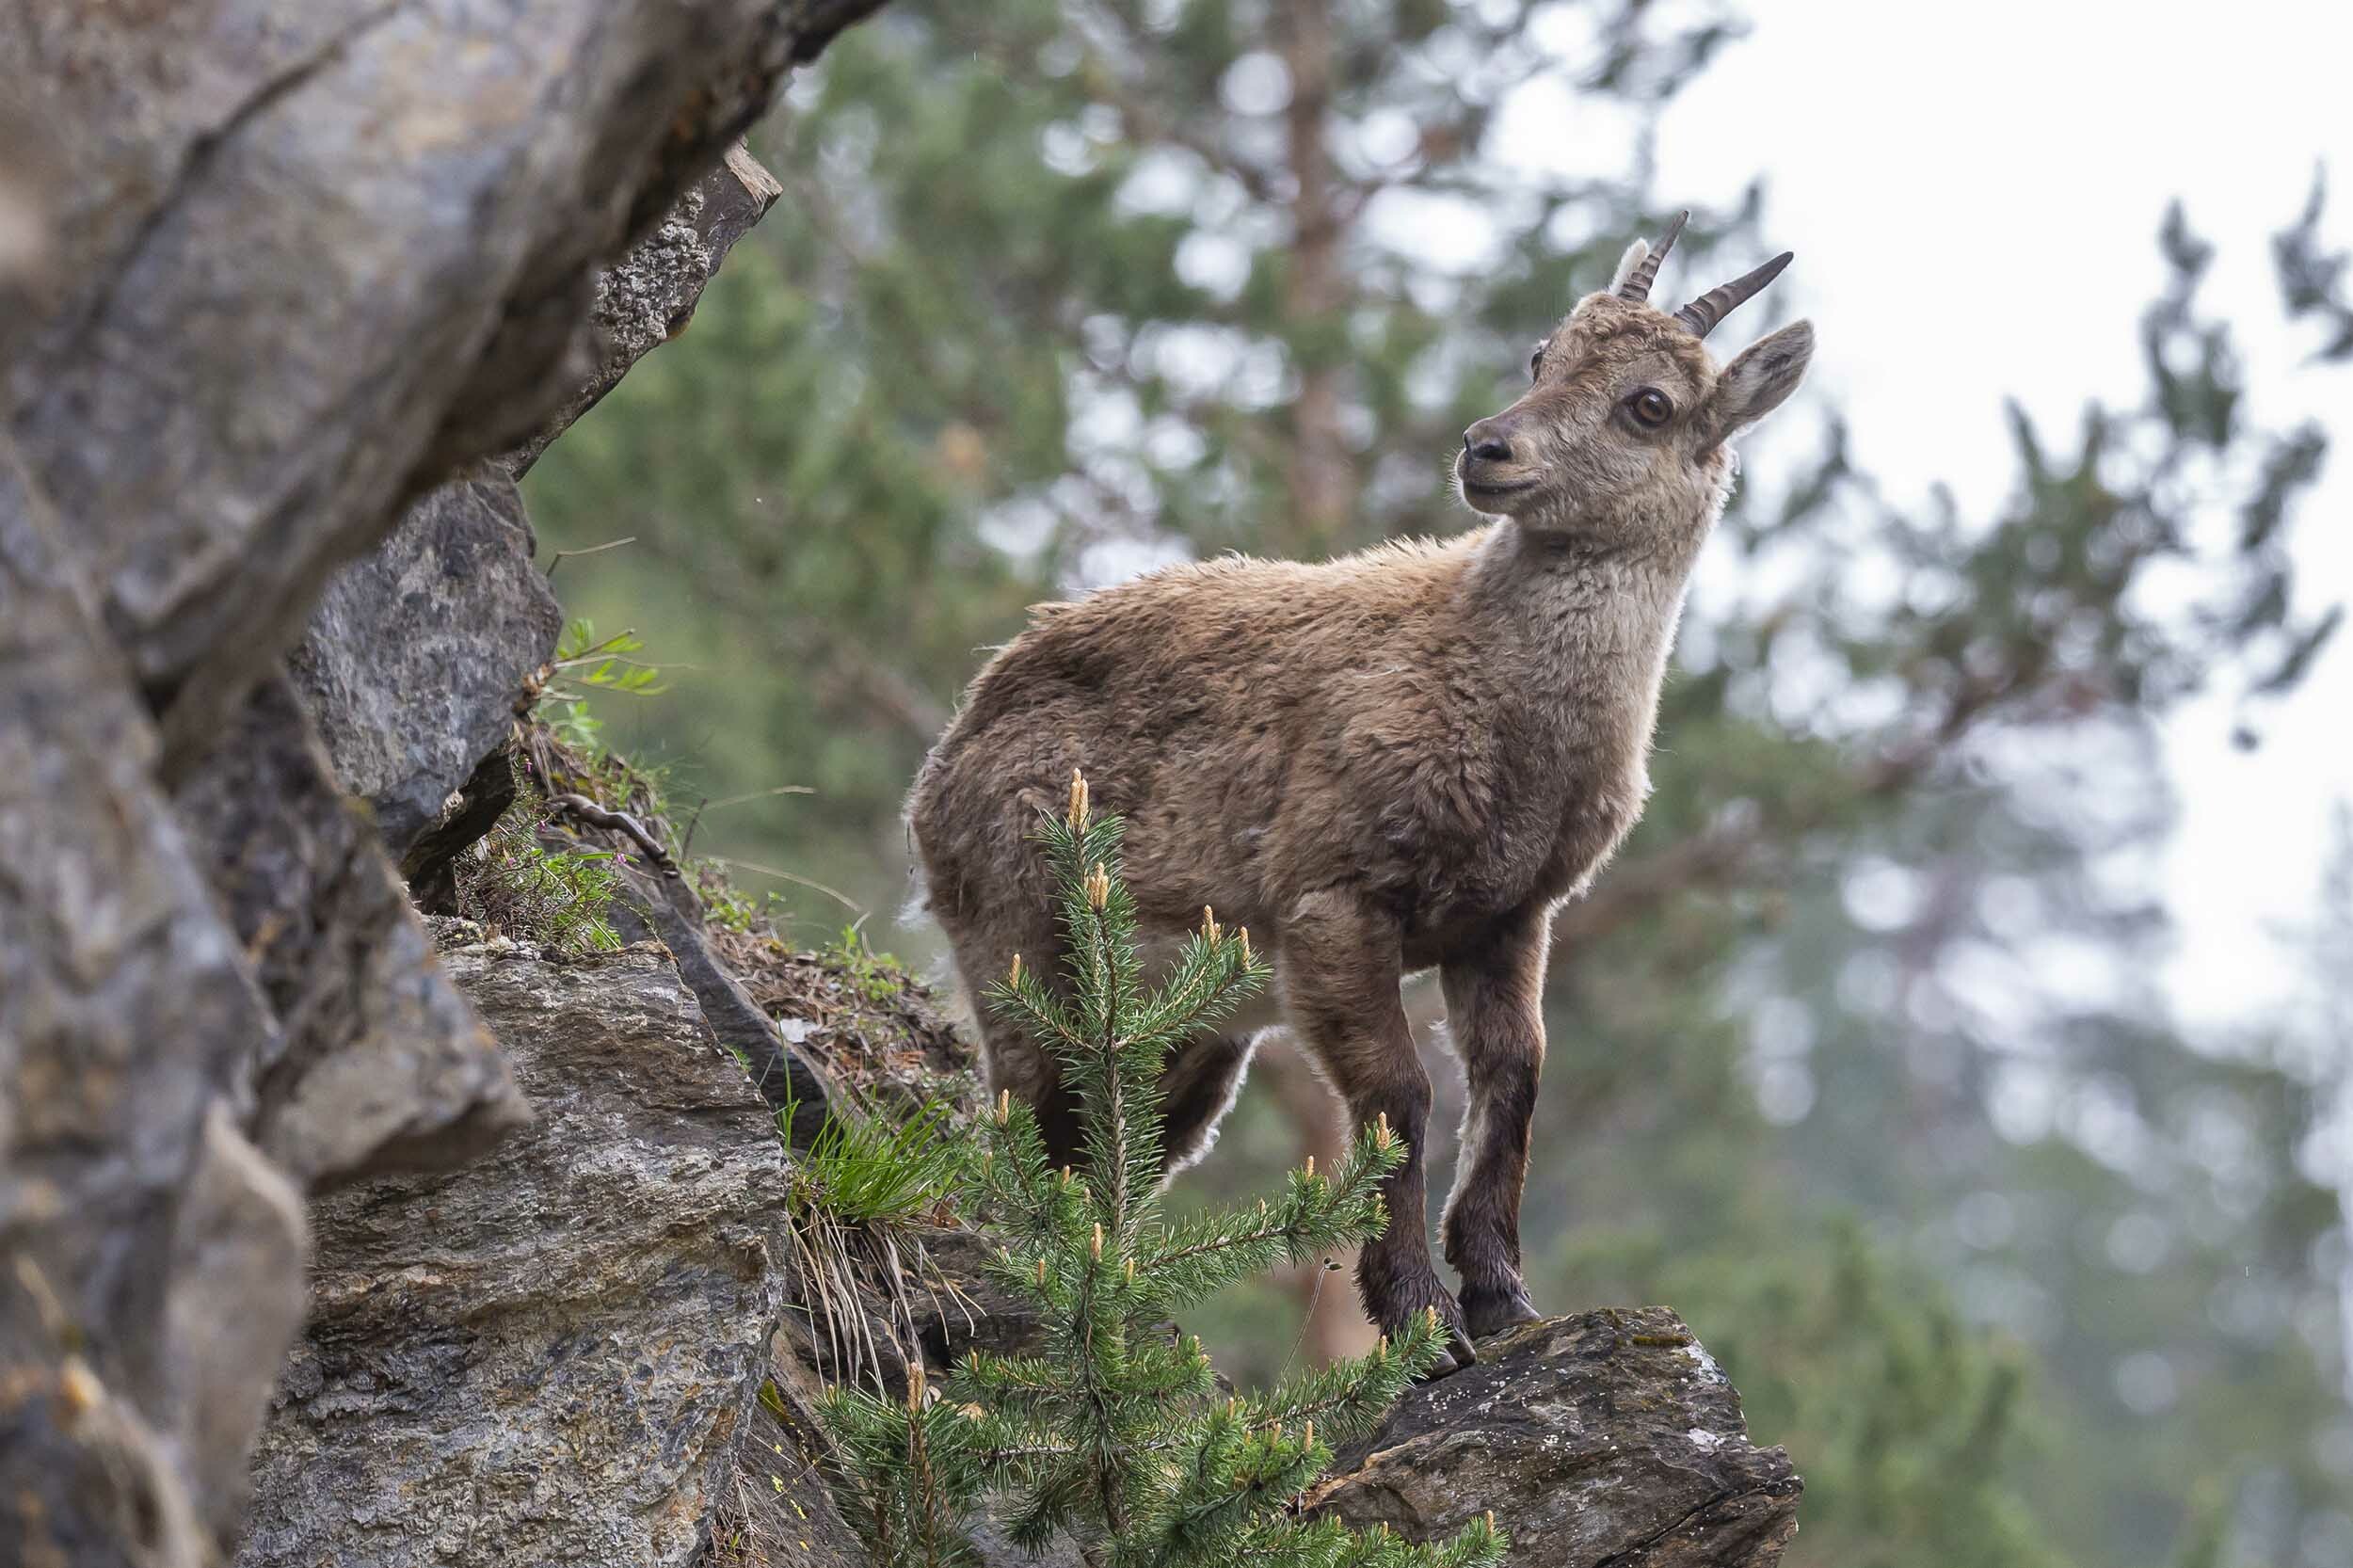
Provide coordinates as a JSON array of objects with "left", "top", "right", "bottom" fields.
[{"left": 1457, "top": 464, "right": 1539, "bottom": 512}]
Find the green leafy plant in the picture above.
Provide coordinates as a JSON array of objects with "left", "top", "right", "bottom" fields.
[
  {"left": 823, "top": 923, "right": 913, "bottom": 1006},
  {"left": 820, "top": 776, "right": 1505, "bottom": 1568},
  {"left": 553, "top": 616, "right": 666, "bottom": 699},
  {"left": 544, "top": 618, "right": 667, "bottom": 761}
]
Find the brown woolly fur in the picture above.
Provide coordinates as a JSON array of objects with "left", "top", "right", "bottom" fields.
[{"left": 911, "top": 220, "right": 1813, "bottom": 1374}]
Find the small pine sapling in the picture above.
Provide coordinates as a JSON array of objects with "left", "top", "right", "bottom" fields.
[{"left": 823, "top": 773, "right": 1506, "bottom": 1568}]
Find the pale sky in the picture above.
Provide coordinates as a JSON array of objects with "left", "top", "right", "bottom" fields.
[{"left": 1632, "top": 1, "right": 2353, "bottom": 1031}]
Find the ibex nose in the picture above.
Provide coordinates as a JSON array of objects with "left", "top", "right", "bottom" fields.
[{"left": 1462, "top": 421, "right": 1514, "bottom": 464}]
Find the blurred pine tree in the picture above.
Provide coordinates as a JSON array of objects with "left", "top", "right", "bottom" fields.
[{"left": 525, "top": 5, "right": 2352, "bottom": 1563}]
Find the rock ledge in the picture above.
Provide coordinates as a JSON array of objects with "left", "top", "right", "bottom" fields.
[{"left": 1307, "top": 1306, "right": 1801, "bottom": 1567}]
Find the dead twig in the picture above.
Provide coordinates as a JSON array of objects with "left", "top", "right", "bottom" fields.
[
  {"left": 702, "top": 854, "right": 866, "bottom": 917},
  {"left": 547, "top": 792, "right": 680, "bottom": 878},
  {"left": 544, "top": 536, "right": 636, "bottom": 576}
]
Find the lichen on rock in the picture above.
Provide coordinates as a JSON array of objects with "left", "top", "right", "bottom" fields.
[
  {"left": 240, "top": 938, "right": 795, "bottom": 1568},
  {"left": 1307, "top": 1307, "right": 1803, "bottom": 1566}
]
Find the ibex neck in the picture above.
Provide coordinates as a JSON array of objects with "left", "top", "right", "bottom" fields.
[{"left": 1464, "top": 519, "right": 1703, "bottom": 669}]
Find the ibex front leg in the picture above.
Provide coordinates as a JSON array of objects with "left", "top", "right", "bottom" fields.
[
  {"left": 1281, "top": 891, "right": 1476, "bottom": 1375},
  {"left": 1439, "top": 905, "right": 1550, "bottom": 1340}
]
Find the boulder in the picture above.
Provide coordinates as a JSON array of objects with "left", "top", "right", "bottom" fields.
[
  {"left": 1307, "top": 1307, "right": 1803, "bottom": 1566},
  {"left": 0, "top": 464, "right": 311, "bottom": 1564},
  {"left": 286, "top": 472, "right": 561, "bottom": 869},
  {"left": 240, "top": 938, "right": 795, "bottom": 1568},
  {"left": 172, "top": 675, "right": 530, "bottom": 1188}
]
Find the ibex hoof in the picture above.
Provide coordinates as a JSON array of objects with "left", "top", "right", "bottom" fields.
[
  {"left": 1462, "top": 1286, "right": 1543, "bottom": 1341},
  {"left": 1419, "top": 1342, "right": 1472, "bottom": 1382},
  {"left": 1400, "top": 1306, "right": 1478, "bottom": 1382}
]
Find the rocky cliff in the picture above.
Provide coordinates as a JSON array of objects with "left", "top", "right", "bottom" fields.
[
  {"left": 0, "top": 6, "right": 872, "bottom": 1561},
  {"left": 0, "top": 8, "right": 1801, "bottom": 1565}
]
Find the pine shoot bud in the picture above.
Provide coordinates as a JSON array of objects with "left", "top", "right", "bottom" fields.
[
  {"left": 1302, "top": 1419, "right": 1314, "bottom": 1448},
  {"left": 1303, "top": 1154, "right": 1316, "bottom": 1179},
  {"left": 58, "top": 1359, "right": 100, "bottom": 1418},
  {"left": 1067, "top": 768, "right": 1090, "bottom": 829},
  {"left": 1035, "top": 1256, "right": 1048, "bottom": 1288},
  {"left": 1374, "top": 1110, "right": 1393, "bottom": 1149},
  {"left": 1008, "top": 952, "right": 1022, "bottom": 986},
  {"left": 1201, "top": 905, "right": 1220, "bottom": 943},
  {"left": 1090, "top": 1223, "right": 1103, "bottom": 1261},
  {"left": 1237, "top": 927, "right": 1252, "bottom": 964},
  {"left": 1124, "top": 1257, "right": 1136, "bottom": 1286},
  {"left": 1085, "top": 863, "right": 1111, "bottom": 910},
  {"left": 906, "top": 1363, "right": 927, "bottom": 1410},
  {"left": 996, "top": 1088, "right": 1012, "bottom": 1125}
]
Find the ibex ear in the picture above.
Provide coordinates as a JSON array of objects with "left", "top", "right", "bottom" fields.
[{"left": 1709, "top": 320, "right": 1815, "bottom": 440}]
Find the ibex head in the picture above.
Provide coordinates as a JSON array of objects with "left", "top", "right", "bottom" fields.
[{"left": 1456, "top": 211, "right": 1814, "bottom": 542}]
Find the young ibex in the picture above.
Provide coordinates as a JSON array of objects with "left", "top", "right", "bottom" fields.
[{"left": 912, "top": 214, "right": 1813, "bottom": 1372}]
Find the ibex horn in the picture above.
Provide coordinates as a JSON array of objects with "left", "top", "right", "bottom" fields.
[
  {"left": 1615, "top": 210, "right": 1688, "bottom": 304},
  {"left": 1673, "top": 250, "right": 1794, "bottom": 339}
]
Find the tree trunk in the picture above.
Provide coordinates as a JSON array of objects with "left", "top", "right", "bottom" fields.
[{"left": 1275, "top": 0, "right": 1358, "bottom": 553}]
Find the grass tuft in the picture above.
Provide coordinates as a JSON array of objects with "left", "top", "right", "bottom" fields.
[{"left": 783, "top": 1096, "right": 972, "bottom": 1393}]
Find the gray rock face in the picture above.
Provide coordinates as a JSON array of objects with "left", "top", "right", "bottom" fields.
[
  {"left": 509, "top": 145, "right": 786, "bottom": 475},
  {"left": 173, "top": 674, "right": 530, "bottom": 1189},
  {"left": 0, "top": 456, "right": 312, "bottom": 1566},
  {"left": 0, "top": 2, "right": 881, "bottom": 1560},
  {"left": 282, "top": 144, "right": 788, "bottom": 904},
  {"left": 1307, "top": 1307, "right": 1803, "bottom": 1566},
  {"left": 240, "top": 940, "right": 792, "bottom": 1568},
  {"left": 287, "top": 472, "right": 561, "bottom": 864},
  {"left": 0, "top": 0, "right": 872, "bottom": 776}
]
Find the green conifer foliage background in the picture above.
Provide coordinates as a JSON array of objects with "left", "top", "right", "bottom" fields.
[
  {"left": 822, "top": 778, "right": 1505, "bottom": 1568},
  {"left": 528, "top": 5, "right": 2353, "bottom": 1561}
]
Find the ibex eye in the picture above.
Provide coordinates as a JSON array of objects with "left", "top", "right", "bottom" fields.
[
  {"left": 1627, "top": 388, "right": 1673, "bottom": 427},
  {"left": 1529, "top": 344, "right": 1546, "bottom": 379}
]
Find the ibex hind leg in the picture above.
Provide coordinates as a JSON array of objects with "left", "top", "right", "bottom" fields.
[{"left": 1156, "top": 1031, "right": 1260, "bottom": 1178}]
